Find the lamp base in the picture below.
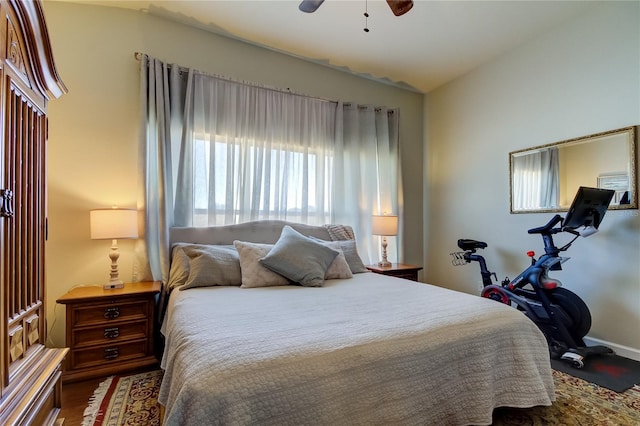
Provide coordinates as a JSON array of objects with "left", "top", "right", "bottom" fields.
[
  {"left": 378, "top": 236, "right": 392, "bottom": 268},
  {"left": 104, "top": 240, "right": 124, "bottom": 289},
  {"left": 103, "top": 280, "right": 124, "bottom": 290}
]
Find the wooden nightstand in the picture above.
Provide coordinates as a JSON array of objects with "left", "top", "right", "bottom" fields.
[
  {"left": 56, "top": 281, "right": 161, "bottom": 383},
  {"left": 366, "top": 263, "right": 423, "bottom": 281}
]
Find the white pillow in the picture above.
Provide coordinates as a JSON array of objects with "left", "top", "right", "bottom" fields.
[{"left": 233, "top": 241, "right": 290, "bottom": 288}]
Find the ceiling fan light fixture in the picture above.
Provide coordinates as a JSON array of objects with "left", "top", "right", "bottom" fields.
[
  {"left": 386, "top": 0, "right": 413, "bottom": 16},
  {"left": 299, "top": 0, "right": 325, "bottom": 13}
]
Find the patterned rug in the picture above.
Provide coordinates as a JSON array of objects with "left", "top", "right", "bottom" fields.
[
  {"left": 82, "top": 370, "right": 163, "bottom": 426},
  {"left": 493, "top": 370, "right": 640, "bottom": 425},
  {"left": 83, "top": 369, "right": 640, "bottom": 425}
]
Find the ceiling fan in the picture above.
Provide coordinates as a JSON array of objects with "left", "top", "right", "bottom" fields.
[{"left": 299, "top": 0, "right": 414, "bottom": 17}]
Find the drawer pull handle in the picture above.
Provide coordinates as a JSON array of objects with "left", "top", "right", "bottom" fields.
[
  {"left": 104, "top": 347, "right": 119, "bottom": 360},
  {"left": 104, "top": 307, "right": 120, "bottom": 320},
  {"left": 104, "top": 327, "right": 120, "bottom": 339}
]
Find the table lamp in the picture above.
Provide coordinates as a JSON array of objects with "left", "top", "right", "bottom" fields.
[
  {"left": 90, "top": 208, "right": 138, "bottom": 289},
  {"left": 372, "top": 214, "right": 398, "bottom": 267}
]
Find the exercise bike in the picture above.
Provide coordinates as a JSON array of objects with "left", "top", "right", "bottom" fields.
[{"left": 450, "top": 187, "right": 616, "bottom": 368}]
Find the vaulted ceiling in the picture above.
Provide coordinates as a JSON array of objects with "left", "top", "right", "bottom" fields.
[{"left": 62, "top": 1, "right": 599, "bottom": 93}]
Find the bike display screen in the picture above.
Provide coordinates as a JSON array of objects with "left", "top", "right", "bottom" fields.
[{"left": 563, "top": 187, "right": 614, "bottom": 230}]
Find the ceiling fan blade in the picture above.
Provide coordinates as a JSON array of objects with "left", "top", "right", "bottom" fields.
[
  {"left": 299, "top": 0, "right": 325, "bottom": 13},
  {"left": 386, "top": 0, "right": 414, "bottom": 16}
]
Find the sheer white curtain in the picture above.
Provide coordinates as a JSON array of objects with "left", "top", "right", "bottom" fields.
[
  {"left": 174, "top": 72, "right": 337, "bottom": 227},
  {"left": 512, "top": 147, "right": 559, "bottom": 210},
  {"left": 539, "top": 148, "right": 559, "bottom": 208}
]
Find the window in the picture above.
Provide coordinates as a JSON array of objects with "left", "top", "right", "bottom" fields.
[{"left": 191, "top": 135, "right": 333, "bottom": 226}]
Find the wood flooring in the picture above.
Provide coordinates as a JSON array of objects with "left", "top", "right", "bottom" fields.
[{"left": 59, "top": 376, "right": 108, "bottom": 425}]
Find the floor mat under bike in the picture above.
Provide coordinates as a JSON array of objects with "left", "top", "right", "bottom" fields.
[{"left": 551, "top": 353, "right": 640, "bottom": 392}]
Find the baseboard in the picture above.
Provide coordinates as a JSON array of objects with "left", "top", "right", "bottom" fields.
[{"left": 584, "top": 336, "right": 640, "bottom": 361}]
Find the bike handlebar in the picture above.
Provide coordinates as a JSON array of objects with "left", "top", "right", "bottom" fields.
[{"left": 527, "top": 214, "right": 563, "bottom": 235}]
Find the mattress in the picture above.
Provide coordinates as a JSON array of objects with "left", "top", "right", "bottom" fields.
[{"left": 158, "top": 272, "right": 554, "bottom": 425}]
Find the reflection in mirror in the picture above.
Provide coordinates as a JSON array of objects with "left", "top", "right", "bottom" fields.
[{"left": 510, "top": 126, "right": 638, "bottom": 213}]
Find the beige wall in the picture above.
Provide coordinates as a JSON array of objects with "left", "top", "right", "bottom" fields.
[
  {"left": 42, "top": 2, "right": 424, "bottom": 347},
  {"left": 425, "top": 2, "right": 640, "bottom": 357}
]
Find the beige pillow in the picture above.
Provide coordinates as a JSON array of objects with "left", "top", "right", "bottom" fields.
[
  {"left": 315, "top": 241, "right": 353, "bottom": 280},
  {"left": 233, "top": 241, "right": 290, "bottom": 288}
]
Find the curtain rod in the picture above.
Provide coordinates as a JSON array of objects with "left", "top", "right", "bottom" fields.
[
  {"left": 134, "top": 52, "right": 395, "bottom": 114},
  {"left": 134, "top": 52, "right": 339, "bottom": 105}
]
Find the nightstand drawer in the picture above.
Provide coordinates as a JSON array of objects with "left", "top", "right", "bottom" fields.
[
  {"left": 71, "top": 299, "right": 150, "bottom": 328},
  {"left": 70, "top": 339, "right": 149, "bottom": 370},
  {"left": 71, "top": 320, "right": 149, "bottom": 348},
  {"left": 57, "top": 282, "right": 161, "bottom": 382}
]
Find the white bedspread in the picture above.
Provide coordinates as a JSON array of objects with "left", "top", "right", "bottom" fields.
[{"left": 159, "top": 273, "right": 554, "bottom": 425}]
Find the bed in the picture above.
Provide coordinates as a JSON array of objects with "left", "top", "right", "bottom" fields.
[{"left": 158, "top": 220, "right": 554, "bottom": 425}]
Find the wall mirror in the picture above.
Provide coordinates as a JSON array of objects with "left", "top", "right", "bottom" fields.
[{"left": 510, "top": 126, "right": 638, "bottom": 213}]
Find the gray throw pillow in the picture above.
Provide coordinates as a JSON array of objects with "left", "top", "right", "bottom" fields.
[
  {"left": 179, "top": 244, "right": 242, "bottom": 290},
  {"left": 333, "top": 239, "right": 368, "bottom": 273},
  {"left": 259, "top": 226, "right": 339, "bottom": 287},
  {"left": 310, "top": 237, "right": 368, "bottom": 274},
  {"left": 167, "top": 245, "right": 191, "bottom": 290}
]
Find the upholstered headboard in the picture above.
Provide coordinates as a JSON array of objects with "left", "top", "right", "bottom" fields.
[
  {"left": 169, "top": 220, "right": 333, "bottom": 246},
  {"left": 159, "top": 220, "right": 359, "bottom": 322}
]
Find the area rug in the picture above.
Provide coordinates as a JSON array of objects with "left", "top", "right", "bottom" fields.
[
  {"left": 551, "top": 353, "right": 640, "bottom": 393},
  {"left": 493, "top": 370, "right": 640, "bottom": 425},
  {"left": 82, "top": 370, "right": 163, "bottom": 426},
  {"left": 83, "top": 369, "right": 640, "bottom": 425}
]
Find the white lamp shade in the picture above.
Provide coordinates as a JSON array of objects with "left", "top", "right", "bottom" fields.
[
  {"left": 372, "top": 215, "right": 398, "bottom": 236},
  {"left": 90, "top": 209, "right": 139, "bottom": 240}
]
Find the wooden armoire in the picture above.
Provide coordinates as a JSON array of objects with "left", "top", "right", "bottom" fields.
[{"left": 0, "top": 1, "right": 67, "bottom": 424}]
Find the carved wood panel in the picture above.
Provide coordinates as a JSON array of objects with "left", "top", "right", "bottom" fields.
[
  {"left": 3, "top": 79, "right": 47, "bottom": 379},
  {"left": 0, "top": 2, "right": 67, "bottom": 423}
]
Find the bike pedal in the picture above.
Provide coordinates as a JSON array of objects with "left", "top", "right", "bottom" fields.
[{"left": 560, "top": 351, "right": 585, "bottom": 368}]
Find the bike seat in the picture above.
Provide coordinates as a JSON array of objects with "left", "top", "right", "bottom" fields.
[{"left": 457, "top": 239, "right": 487, "bottom": 251}]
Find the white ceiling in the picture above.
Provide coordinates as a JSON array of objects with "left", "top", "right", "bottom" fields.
[{"left": 62, "top": 0, "right": 599, "bottom": 93}]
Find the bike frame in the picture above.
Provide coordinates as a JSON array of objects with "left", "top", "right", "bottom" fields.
[
  {"left": 476, "top": 214, "right": 584, "bottom": 348},
  {"left": 454, "top": 191, "right": 617, "bottom": 367},
  {"left": 463, "top": 252, "right": 494, "bottom": 286}
]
